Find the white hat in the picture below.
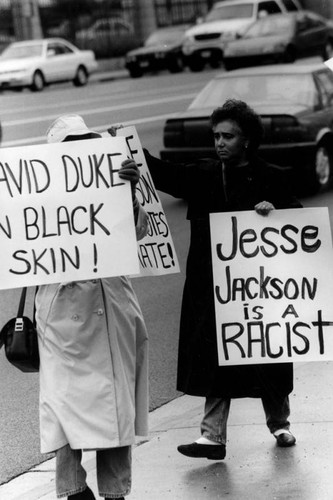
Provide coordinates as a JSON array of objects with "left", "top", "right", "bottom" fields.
[{"left": 46, "top": 114, "right": 101, "bottom": 143}]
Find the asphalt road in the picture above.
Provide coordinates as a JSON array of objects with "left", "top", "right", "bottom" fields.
[{"left": 0, "top": 68, "right": 221, "bottom": 484}]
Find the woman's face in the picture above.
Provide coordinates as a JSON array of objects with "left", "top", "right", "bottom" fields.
[{"left": 212, "top": 119, "right": 249, "bottom": 166}]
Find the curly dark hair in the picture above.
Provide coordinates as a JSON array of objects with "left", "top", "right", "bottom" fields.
[{"left": 210, "top": 99, "right": 264, "bottom": 154}]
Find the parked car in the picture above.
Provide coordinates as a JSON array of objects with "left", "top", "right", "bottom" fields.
[
  {"left": 47, "top": 20, "right": 72, "bottom": 39},
  {"left": 182, "top": 0, "right": 302, "bottom": 71},
  {"left": 125, "top": 25, "right": 189, "bottom": 78},
  {"left": 0, "top": 38, "right": 98, "bottom": 92},
  {"left": 76, "top": 18, "right": 138, "bottom": 58},
  {"left": 224, "top": 11, "right": 333, "bottom": 70},
  {"left": 161, "top": 64, "right": 333, "bottom": 194}
]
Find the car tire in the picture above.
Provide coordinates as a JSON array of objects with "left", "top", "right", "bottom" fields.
[
  {"left": 224, "top": 59, "right": 238, "bottom": 71},
  {"left": 31, "top": 70, "right": 44, "bottom": 92},
  {"left": 283, "top": 45, "right": 296, "bottom": 63},
  {"left": 73, "top": 66, "right": 88, "bottom": 87},
  {"left": 188, "top": 56, "right": 205, "bottom": 72},
  {"left": 168, "top": 55, "right": 184, "bottom": 74},
  {"left": 209, "top": 54, "right": 221, "bottom": 69},
  {"left": 129, "top": 66, "right": 143, "bottom": 78}
]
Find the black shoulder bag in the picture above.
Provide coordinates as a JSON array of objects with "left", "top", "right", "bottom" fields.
[{"left": 0, "top": 287, "right": 39, "bottom": 372}]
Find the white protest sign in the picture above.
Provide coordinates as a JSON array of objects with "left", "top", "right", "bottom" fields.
[
  {"left": 210, "top": 208, "right": 333, "bottom": 366},
  {"left": 0, "top": 137, "right": 139, "bottom": 289},
  {"left": 117, "top": 126, "right": 180, "bottom": 276}
]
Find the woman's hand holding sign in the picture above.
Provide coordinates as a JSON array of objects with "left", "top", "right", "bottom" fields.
[
  {"left": 255, "top": 201, "right": 275, "bottom": 216},
  {"left": 119, "top": 158, "right": 141, "bottom": 224},
  {"left": 119, "top": 158, "right": 140, "bottom": 199},
  {"left": 109, "top": 125, "right": 139, "bottom": 200}
]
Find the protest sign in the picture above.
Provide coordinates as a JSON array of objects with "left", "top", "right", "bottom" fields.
[
  {"left": 210, "top": 208, "right": 333, "bottom": 366},
  {"left": 117, "top": 126, "right": 180, "bottom": 276},
  {"left": 0, "top": 137, "right": 139, "bottom": 289}
]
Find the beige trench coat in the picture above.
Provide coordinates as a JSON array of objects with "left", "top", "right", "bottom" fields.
[{"left": 35, "top": 206, "right": 149, "bottom": 454}]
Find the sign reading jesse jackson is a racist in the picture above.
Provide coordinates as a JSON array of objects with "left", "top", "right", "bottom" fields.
[
  {"left": 0, "top": 137, "right": 139, "bottom": 289},
  {"left": 210, "top": 208, "right": 333, "bottom": 365}
]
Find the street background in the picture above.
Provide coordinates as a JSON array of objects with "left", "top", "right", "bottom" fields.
[{"left": 0, "top": 56, "right": 333, "bottom": 499}]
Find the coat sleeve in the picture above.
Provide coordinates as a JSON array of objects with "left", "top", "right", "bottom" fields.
[
  {"left": 260, "top": 160, "right": 303, "bottom": 210},
  {"left": 144, "top": 148, "right": 195, "bottom": 199}
]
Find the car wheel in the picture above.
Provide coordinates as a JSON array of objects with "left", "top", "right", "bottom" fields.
[
  {"left": 129, "top": 66, "right": 143, "bottom": 78},
  {"left": 73, "top": 66, "right": 88, "bottom": 87},
  {"left": 31, "top": 70, "right": 44, "bottom": 92},
  {"left": 224, "top": 59, "right": 238, "bottom": 71},
  {"left": 322, "top": 39, "right": 333, "bottom": 60},
  {"left": 283, "top": 45, "right": 296, "bottom": 63},
  {"left": 209, "top": 54, "right": 221, "bottom": 69},
  {"left": 168, "top": 56, "right": 184, "bottom": 74},
  {"left": 188, "top": 56, "right": 205, "bottom": 72},
  {"left": 314, "top": 144, "right": 332, "bottom": 191}
]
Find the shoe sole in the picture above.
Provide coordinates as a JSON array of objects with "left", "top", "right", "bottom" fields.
[{"left": 178, "top": 448, "right": 226, "bottom": 460}]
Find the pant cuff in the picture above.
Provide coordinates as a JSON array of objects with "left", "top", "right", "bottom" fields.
[
  {"left": 202, "top": 432, "right": 226, "bottom": 445},
  {"left": 100, "top": 487, "right": 130, "bottom": 498},
  {"left": 270, "top": 425, "right": 290, "bottom": 435},
  {"left": 57, "top": 485, "right": 87, "bottom": 498}
]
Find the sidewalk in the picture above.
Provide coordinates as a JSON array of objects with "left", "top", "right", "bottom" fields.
[
  {"left": 91, "top": 57, "right": 128, "bottom": 82},
  {"left": 1, "top": 361, "right": 333, "bottom": 499}
]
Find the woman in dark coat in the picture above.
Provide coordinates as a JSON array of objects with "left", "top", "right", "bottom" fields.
[{"left": 143, "top": 99, "right": 302, "bottom": 460}]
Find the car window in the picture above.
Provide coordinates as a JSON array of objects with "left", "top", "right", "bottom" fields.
[
  {"left": 205, "top": 3, "right": 254, "bottom": 22},
  {"left": 296, "top": 15, "right": 311, "bottom": 34},
  {"left": 95, "top": 21, "right": 107, "bottom": 31},
  {"left": 280, "top": 0, "right": 298, "bottom": 11},
  {"left": 244, "top": 15, "right": 293, "bottom": 37},
  {"left": 258, "top": 1, "right": 282, "bottom": 16},
  {"left": 48, "top": 42, "right": 74, "bottom": 55},
  {"left": 315, "top": 70, "right": 333, "bottom": 106},
  {"left": 112, "top": 21, "right": 131, "bottom": 34},
  {"left": 305, "top": 13, "right": 326, "bottom": 29},
  {"left": 189, "top": 73, "right": 317, "bottom": 109}
]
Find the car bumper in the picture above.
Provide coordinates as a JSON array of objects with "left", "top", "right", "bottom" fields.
[
  {"left": 160, "top": 142, "right": 317, "bottom": 167},
  {"left": 224, "top": 52, "right": 282, "bottom": 66},
  {"left": 126, "top": 57, "right": 168, "bottom": 72},
  {"left": 182, "top": 40, "right": 226, "bottom": 57},
  {"left": 0, "top": 74, "right": 31, "bottom": 88}
]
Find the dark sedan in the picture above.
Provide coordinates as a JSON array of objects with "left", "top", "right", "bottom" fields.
[
  {"left": 161, "top": 64, "right": 333, "bottom": 194},
  {"left": 223, "top": 11, "right": 333, "bottom": 70},
  {"left": 125, "top": 25, "right": 189, "bottom": 78}
]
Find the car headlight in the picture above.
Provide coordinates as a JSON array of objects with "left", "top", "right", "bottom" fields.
[
  {"left": 183, "top": 35, "right": 194, "bottom": 45},
  {"left": 126, "top": 55, "right": 136, "bottom": 63},
  {"left": 155, "top": 52, "right": 166, "bottom": 59},
  {"left": 222, "top": 31, "right": 238, "bottom": 41}
]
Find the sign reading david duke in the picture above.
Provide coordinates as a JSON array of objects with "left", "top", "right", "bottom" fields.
[
  {"left": 0, "top": 137, "right": 139, "bottom": 290},
  {"left": 117, "top": 126, "right": 180, "bottom": 276},
  {"left": 210, "top": 208, "right": 333, "bottom": 366}
]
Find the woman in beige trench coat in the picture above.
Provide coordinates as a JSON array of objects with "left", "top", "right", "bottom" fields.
[{"left": 35, "top": 115, "right": 149, "bottom": 500}]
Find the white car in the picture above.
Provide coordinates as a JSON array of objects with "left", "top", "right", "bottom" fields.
[
  {"left": 182, "top": 0, "right": 302, "bottom": 71},
  {"left": 0, "top": 38, "right": 98, "bottom": 92}
]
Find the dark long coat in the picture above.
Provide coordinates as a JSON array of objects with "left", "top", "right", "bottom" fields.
[{"left": 144, "top": 150, "right": 302, "bottom": 399}]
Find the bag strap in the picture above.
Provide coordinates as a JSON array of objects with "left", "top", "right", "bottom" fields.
[{"left": 17, "top": 287, "right": 27, "bottom": 317}]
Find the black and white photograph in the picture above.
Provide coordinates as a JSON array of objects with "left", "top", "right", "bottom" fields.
[{"left": 0, "top": 1, "right": 333, "bottom": 499}]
